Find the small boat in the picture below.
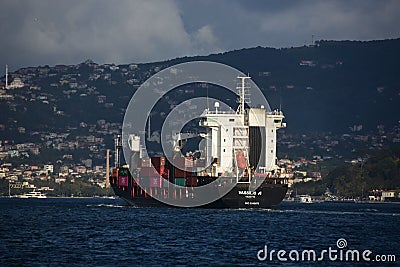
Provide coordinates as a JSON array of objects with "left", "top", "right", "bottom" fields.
[
  {"left": 18, "top": 190, "right": 47, "bottom": 199},
  {"left": 295, "top": 194, "right": 313, "bottom": 203}
]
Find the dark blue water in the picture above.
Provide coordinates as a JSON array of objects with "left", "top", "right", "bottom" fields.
[{"left": 1, "top": 198, "right": 399, "bottom": 266}]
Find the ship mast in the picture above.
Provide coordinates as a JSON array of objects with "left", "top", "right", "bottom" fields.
[
  {"left": 147, "top": 113, "right": 151, "bottom": 141},
  {"left": 114, "top": 135, "right": 122, "bottom": 167},
  {"left": 236, "top": 75, "right": 251, "bottom": 117}
]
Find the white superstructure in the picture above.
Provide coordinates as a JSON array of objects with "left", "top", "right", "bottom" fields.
[{"left": 199, "top": 76, "right": 286, "bottom": 179}]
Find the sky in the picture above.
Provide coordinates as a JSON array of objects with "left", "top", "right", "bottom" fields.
[{"left": 1, "top": 0, "right": 400, "bottom": 74}]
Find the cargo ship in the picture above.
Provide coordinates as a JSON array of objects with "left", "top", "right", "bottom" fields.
[{"left": 110, "top": 76, "right": 288, "bottom": 208}]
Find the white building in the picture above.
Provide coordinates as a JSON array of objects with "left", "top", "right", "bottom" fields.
[
  {"left": 382, "top": 190, "right": 396, "bottom": 201},
  {"left": 43, "top": 164, "right": 54, "bottom": 174},
  {"left": 8, "top": 78, "right": 25, "bottom": 89}
]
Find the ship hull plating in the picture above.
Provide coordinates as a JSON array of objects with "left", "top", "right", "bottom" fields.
[{"left": 111, "top": 179, "right": 288, "bottom": 209}]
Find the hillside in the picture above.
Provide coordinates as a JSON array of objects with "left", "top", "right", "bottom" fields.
[
  {"left": 294, "top": 147, "right": 400, "bottom": 197},
  {"left": 1, "top": 39, "right": 399, "bottom": 137},
  {"left": 169, "top": 39, "right": 400, "bottom": 132}
]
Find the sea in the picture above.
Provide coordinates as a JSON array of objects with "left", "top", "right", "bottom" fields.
[{"left": 0, "top": 198, "right": 399, "bottom": 266}]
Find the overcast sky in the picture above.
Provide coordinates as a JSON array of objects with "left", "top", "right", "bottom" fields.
[{"left": 1, "top": 0, "right": 399, "bottom": 74}]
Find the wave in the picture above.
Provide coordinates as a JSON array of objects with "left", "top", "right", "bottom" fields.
[
  {"left": 86, "top": 203, "right": 127, "bottom": 208},
  {"left": 271, "top": 208, "right": 400, "bottom": 217}
]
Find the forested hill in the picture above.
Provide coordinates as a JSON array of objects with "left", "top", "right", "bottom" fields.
[
  {"left": 1, "top": 38, "right": 399, "bottom": 136},
  {"left": 167, "top": 38, "right": 400, "bottom": 132}
]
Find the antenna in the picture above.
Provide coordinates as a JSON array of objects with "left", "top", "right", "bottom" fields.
[
  {"left": 236, "top": 75, "right": 251, "bottom": 115},
  {"left": 207, "top": 86, "right": 209, "bottom": 111}
]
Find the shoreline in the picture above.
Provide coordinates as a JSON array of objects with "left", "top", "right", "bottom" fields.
[
  {"left": 1, "top": 195, "right": 117, "bottom": 199},
  {"left": 283, "top": 199, "right": 400, "bottom": 204},
  {"left": 3, "top": 195, "right": 399, "bottom": 204}
]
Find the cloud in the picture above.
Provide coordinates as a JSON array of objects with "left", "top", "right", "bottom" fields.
[
  {"left": 252, "top": 0, "right": 400, "bottom": 44},
  {"left": 1, "top": 0, "right": 192, "bottom": 71},
  {"left": 191, "top": 25, "right": 220, "bottom": 53},
  {"left": 178, "top": 0, "right": 400, "bottom": 48},
  {"left": 1, "top": 0, "right": 400, "bottom": 74}
]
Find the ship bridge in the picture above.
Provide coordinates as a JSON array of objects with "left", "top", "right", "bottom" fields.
[{"left": 198, "top": 76, "right": 286, "bottom": 181}]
